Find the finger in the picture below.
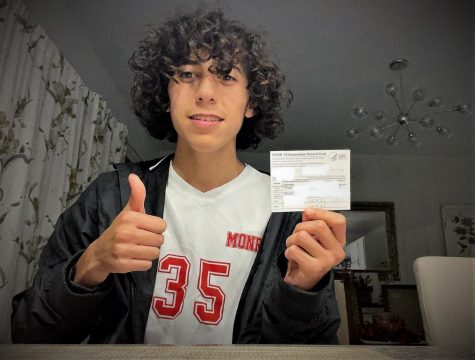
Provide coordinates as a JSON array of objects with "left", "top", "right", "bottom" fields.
[
  {"left": 121, "top": 211, "right": 167, "bottom": 234},
  {"left": 124, "top": 259, "right": 153, "bottom": 273},
  {"left": 127, "top": 228, "right": 164, "bottom": 247},
  {"left": 286, "top": 230, "right": 327, "bottom": 258},
  {"left": 285, "top": 244, "right": 315, "bottom": 268},
  {"left": 301, "top": 208, "right": 346, "bottom": 244},
  {"left": 293, "top": 220, "right": 343, "bottom": 250},
  {"left": 125, "top": 174, "right": 146, "bottom": 213},
  {"left": 128, "top": 244, "right": 160, "bottom": 261}
]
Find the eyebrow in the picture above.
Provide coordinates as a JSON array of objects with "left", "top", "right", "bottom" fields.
[
  {"left": 181, "top": 61, "right": 243, "bottom": 74},
  {"left": 232, "top": 66, "right": 242, "bottom": 74},
  {"left": 183, "top": 60, "right": 200, "bottom": 65}
]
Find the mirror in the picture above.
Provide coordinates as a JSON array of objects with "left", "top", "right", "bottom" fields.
[{"left": 335, "top": 202, "right": 399, "bottom": 280}]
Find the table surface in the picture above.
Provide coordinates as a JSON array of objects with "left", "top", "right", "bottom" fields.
[{"left": 0, "top": 344, "right": 474, "bottom": 360}]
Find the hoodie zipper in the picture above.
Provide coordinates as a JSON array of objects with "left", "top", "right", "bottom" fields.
[
  {"left": 130, "top": 277, "right": 135, "bottom": 307},
  {"left": 128, "top": 274, "right": 137, "bottom": 342}
]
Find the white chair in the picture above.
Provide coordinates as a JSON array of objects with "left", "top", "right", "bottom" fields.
[{"left": 413, "top": 256, "right": 475, "bottom": 352}]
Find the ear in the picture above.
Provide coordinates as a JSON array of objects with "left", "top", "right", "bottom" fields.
[{"left": 244, "top": 104, "right": 255, "bottom": 118}]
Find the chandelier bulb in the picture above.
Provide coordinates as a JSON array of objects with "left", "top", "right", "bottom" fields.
[
  {"left": 428, "top": 96, "right": 443, "bottom": 108},
  {"left": 419, "top": 114, "right": 434, "bottom": 128},
  {"left": 454, "top": 102, "right": 471, "bottom": 114},
  {"left": 435, "top": 126, "right": 452, "bottom": 138},
  {"left": 385, "top": 134, "right": 399, "bottom": 147},
  {"left": 368, "top": 126, "right": 384, "bottom": 139},
  {"left": 351, "top": 106, "right": 368, "bottom": 119},
  {"left": 407, "top": 133, "right": 421, "bottom": 148},
  {"left": 346, "top": 128, "right": 361, "bottom": 138},
  {"left": 412, "top": 88, "right": 425, "bottom": 102},
  {"left": 386, "top": 83, "right": 397, "bottom": 98},
  {"left": 374, "top": 111, "right": 386, "bottom": 121}
]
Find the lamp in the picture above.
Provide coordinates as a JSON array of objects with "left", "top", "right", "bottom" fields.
[{"left": 346, "top": 58, "right": 471, "bottom": 148}]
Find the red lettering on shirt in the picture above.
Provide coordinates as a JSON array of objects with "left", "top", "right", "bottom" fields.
[
  {"left": 238, "top": 234, "right": 246, "bottom": 248},
  {"left": 226, "top": 232, "right": 238, "bottom": 247},
  {"left": 226, "top": 231, "right": 262, "bottom": 253}
]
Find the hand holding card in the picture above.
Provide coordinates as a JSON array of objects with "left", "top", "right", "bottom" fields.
[{"left": 284, "top": 207, "right": 347, "bottom": 290}]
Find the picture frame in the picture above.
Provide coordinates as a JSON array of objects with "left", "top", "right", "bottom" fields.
[
  {"left": 441, "top": 205, "right": 475, "bottom": 257},
  {"left": 381, "top": 284, "right": 425, "bottom": 341}
]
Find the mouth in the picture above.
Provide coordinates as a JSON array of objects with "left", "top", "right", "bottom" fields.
[{"left": 188, "top": 114, "right": 224, "bottom": 122}]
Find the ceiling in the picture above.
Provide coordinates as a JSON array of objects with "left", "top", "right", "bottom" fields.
[{"left": 23, "top": 0, "right": 474, "bottom": 161}]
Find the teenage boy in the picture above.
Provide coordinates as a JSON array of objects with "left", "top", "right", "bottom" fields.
[{"left": 12, "top": 9, "right": 346, "bottom": 344}]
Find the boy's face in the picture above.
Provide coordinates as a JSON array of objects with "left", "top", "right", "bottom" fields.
[{"left": 167, "top": 59, "right": 254, "bottom": 154}]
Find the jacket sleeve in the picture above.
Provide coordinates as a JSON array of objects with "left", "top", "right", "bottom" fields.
[
  {"left": 258, "top": 212, "right": 340, "bottom": 344},
  {"left": 11, "top": 172, "right": 120, "bottom": 343},
  {"left": 259, "top": 261, "right": 340, "bottom": 344}
]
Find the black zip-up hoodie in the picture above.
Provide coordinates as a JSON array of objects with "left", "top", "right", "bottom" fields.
[{"left": 11, "top": 155, "right": 340, "bottom": 344}]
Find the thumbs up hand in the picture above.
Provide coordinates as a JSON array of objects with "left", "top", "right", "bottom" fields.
[{"left": 74, "top": 174, "right": 166, "bottom": 288}]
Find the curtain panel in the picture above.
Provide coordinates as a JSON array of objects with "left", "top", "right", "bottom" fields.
[{"left": 0, "top": 0, "right": 128, "bottom": 342}]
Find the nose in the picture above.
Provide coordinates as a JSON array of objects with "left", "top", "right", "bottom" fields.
[{"left": 196, "top": 75, "right": 217, "bottom": 105}]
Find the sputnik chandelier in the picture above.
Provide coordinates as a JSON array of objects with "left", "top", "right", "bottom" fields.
[{"left": 346, "top": 58, "right": 471, "bottom": 148}]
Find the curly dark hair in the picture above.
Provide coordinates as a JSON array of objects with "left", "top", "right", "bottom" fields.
[{"left": 129, "top": 9, "right": 290, "bottom": 149}]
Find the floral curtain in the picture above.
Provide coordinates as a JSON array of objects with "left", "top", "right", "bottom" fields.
[{"left": 0, "top": 0, "right": 128, "bottom": 342}]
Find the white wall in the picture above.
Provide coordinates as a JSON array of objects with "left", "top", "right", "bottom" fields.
[{"left": 239, "top": 151, "right": 473, "bottom": 284}]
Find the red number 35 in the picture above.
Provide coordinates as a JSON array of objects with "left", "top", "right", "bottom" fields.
[{"left": 152, "top": 255, "right": 230, "bottom": 325}]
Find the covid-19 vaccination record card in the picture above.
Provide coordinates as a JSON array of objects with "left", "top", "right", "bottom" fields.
[{"left": 270, "top": 150, "right": 351, "bottom": 212}]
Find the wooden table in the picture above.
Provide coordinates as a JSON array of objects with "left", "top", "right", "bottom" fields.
[{"left": 0, "top": 344, "right": 474, "bottom": 360}]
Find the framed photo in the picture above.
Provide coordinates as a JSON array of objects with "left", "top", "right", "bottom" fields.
[
  {"left": 361, "top": 306, "right": 385, "bottom": 324},
  {"left": 381, "top": 285, "right": 425, "bottom": 340},
  {"left": 441, "top": 205, "right": 475, "bottom": 257}
]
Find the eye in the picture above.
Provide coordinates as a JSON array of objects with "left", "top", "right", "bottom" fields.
[
  {"left": 220, "top": 73, "right": 236, "bottom": 82},
  {"left": 178, "top": 70, "right": 194, "bottom": 80}
]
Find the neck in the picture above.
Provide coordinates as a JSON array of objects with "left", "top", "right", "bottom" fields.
[{"left": 172, "top": 143, "right": 244, "bottom": 192}]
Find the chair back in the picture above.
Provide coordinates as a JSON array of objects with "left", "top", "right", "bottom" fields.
[{"left": 413, "top": 256, "right": 474, "bottom": 352}]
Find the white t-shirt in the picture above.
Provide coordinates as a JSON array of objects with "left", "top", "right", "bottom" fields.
[{"left": 144, "top": 162, "right": 271, "bottom": 344}]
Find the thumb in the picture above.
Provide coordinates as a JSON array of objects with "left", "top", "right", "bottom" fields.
[
  {"left": 125, "top": 173, "right": 146, "bottom": 213},
  {"left": 286, "top": 258, "right": 298, "bottom": 274},
  {"left": 284, "top": 259, "right": 299, "bottom": 284},
  {"left": 302, "top": 207, "right": 316, "bottom": 222}
]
